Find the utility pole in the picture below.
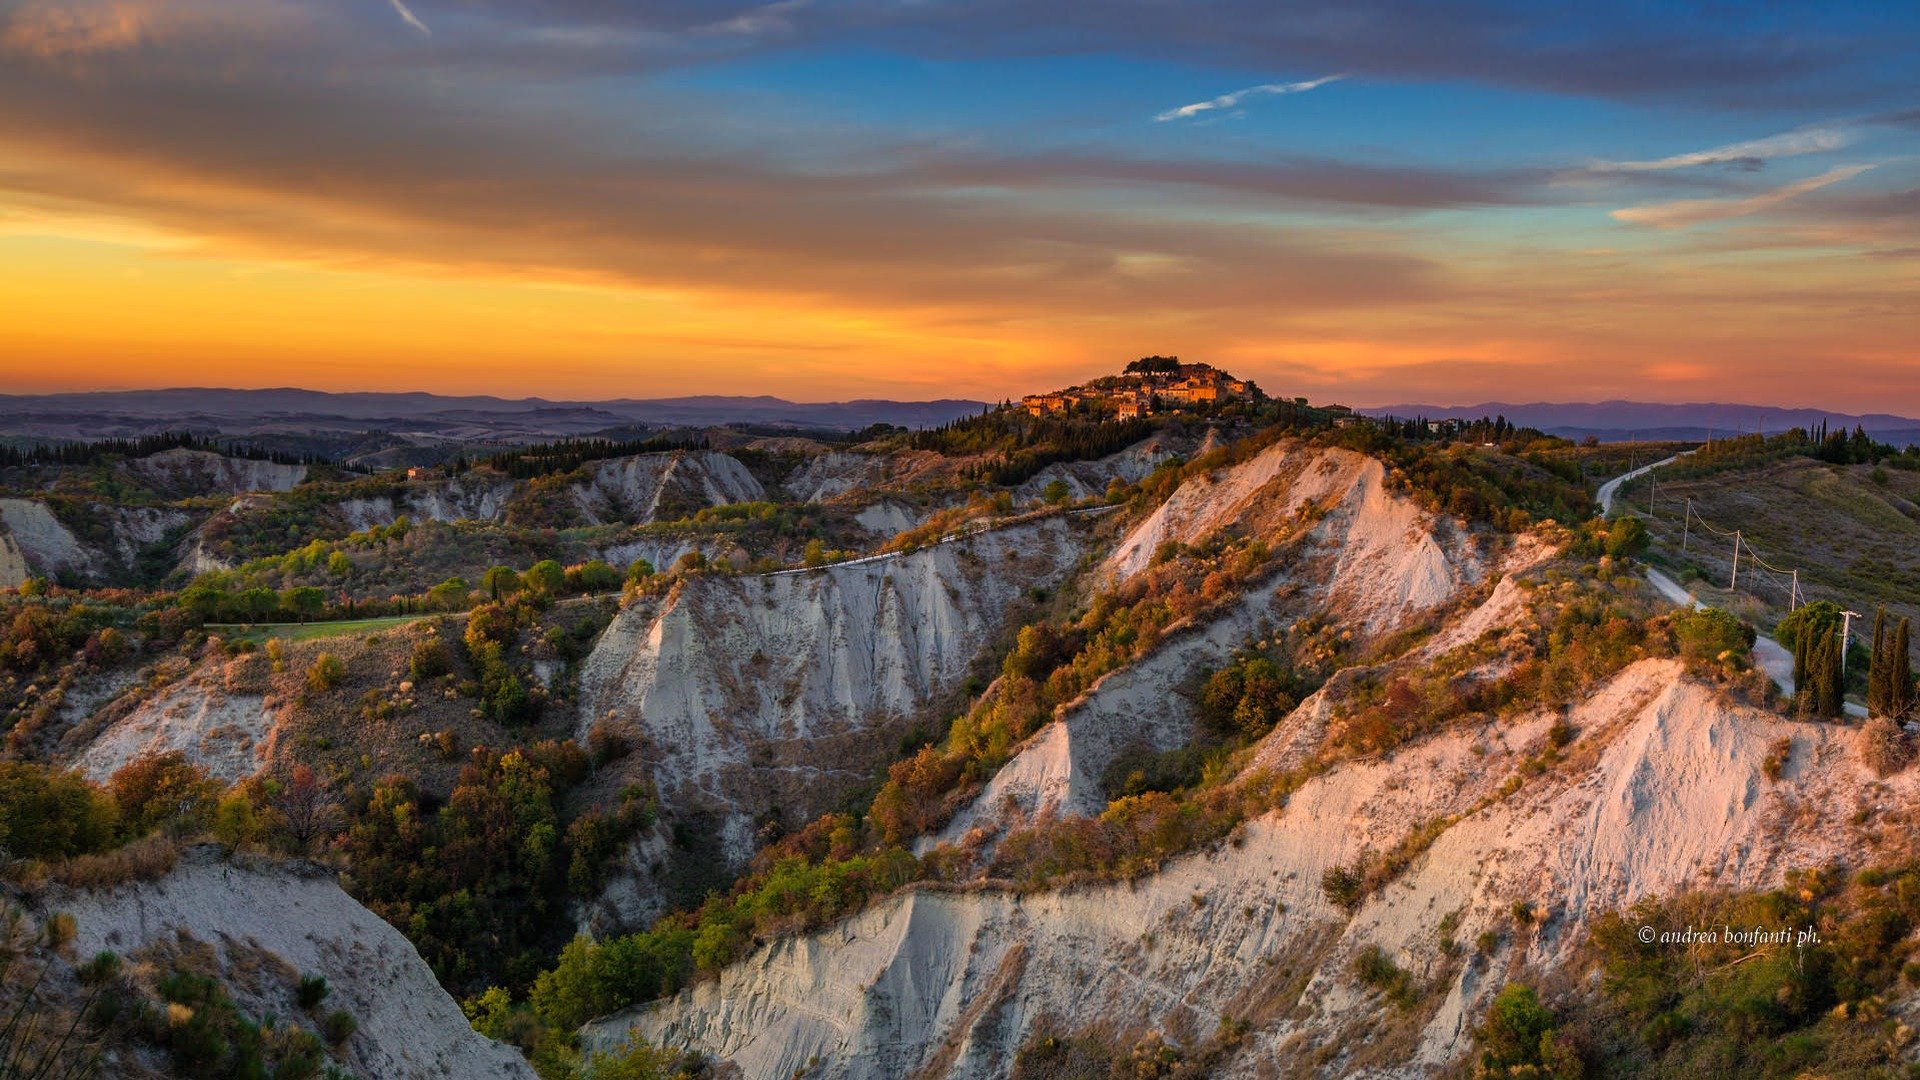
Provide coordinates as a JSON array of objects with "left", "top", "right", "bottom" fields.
[
  {"left": 1790, "top": 569, "right": 1800, "bottom": 611},
  {"left": 1681, "top": 496, "right": 1692, "bottom": 553},
  {"left": 1648, "top": 470, "right": 1656, "bottom": 516},
  {"left": 1841, "top": 610, "right": 1862, "bottom": 679},
  {"left": 1729, "top": 530, "right": 1741, "bottom": 589}
]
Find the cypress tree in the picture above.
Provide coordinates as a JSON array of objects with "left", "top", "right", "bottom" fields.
[
  {"left": 1807, "top": 633, "right": 1825, "bottom": 717},
  {"left": 1811, "top": 631, "right": 1843, "bottom": 719},
  {"left": 1793, "top": 627, "right": 1811, "bottom": 693},
  {"left": 1870, "top": 608, "right": 1890, "bottom": 716},
  {"left": 1896, "top": 618, "right": 1914, "bottom": 718},
  {"left": 1828, "top": 631, "right": 1847, "bottom": 718}
]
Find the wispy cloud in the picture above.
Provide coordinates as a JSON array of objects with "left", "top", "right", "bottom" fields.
[
  {"left": 1, "top": 2, "right": 150, "bottom": 58},
  {"left": 1592, "top": 126, "right": 1850, "bottom": 173},
  {"left": 1612, "top": 164, "right": 1872, "bottom": 228},
  {"left": 699, "top": 0, "right": 807, "bottom": 38},
  {"left": 1154, "top": 74, "right": 1345, "bottom": 122},
  {"left": 387, "top": 0, "right": 430, "bottom": 37}
]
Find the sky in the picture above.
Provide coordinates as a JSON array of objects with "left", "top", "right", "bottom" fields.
[{"left": 0, "top": 1, "right": 1916, "bottom": 410}]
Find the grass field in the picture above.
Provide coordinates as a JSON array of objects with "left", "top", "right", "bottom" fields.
[
  {"left": 1630, "top": 455, "right": 1920, "bottom": 631},
  {"left": 206, "top": 614, "right": 427, "bottom": 644}
]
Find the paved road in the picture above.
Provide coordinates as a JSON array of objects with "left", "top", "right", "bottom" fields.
[
  {"left": 1596, "top": 452, "right": 1690, "bottom": 516},
  {"left": 1644, "top": 566, "right": 1866, "bottom": 717}
]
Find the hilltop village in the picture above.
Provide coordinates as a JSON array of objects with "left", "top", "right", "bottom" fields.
[{"left": 1021, "top": 356, "right": 1261, "bottom": 419}]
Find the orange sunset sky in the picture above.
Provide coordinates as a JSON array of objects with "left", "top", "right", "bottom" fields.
[{"left": 0, "top": 0, "right": 1916, "bottom": 410}]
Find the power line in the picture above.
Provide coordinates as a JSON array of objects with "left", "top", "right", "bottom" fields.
[{"left": 1662, "top": 495, "right": 1807, "bottom": 611}]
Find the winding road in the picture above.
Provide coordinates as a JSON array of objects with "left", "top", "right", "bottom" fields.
[
  {"left": 1607, "top": 460, "right": 1867, "bottom": 717},
  {"left": 1595, "top": 452, "right": 1689, "bottom": 517}
]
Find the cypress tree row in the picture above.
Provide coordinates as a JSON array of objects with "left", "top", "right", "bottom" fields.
[{"left": 1807, "top": 629, "right": 1844, "bottom": 719}]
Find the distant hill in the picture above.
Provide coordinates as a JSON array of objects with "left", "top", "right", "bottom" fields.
[
  {"left": 0, "top": 387, "right": 989, "bottom": 442},
  {"left": 1358, "top": 399, "right": 1920, "bottom": 446}
]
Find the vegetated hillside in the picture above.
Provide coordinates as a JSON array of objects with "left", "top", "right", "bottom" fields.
[
  {"left": 600, "top": 565, "right": 1909, "bottom": 1080},
  {"left": 46, "top": 601, "right": 608, "bottom": 795},
  {"left": 928, "top": 439, "right": 1518, "bottom": 851},
  {"left": 18, "top": 398, "right": 1919, "bottom": 1080},
  {"left": 1636, "top": 440, "right": 1920, "bottom": 630},
  {"left": 553, "top": 436, "right": 1920, "bottom": 1079}
]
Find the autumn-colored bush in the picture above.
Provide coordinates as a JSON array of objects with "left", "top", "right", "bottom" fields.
[
  {"left": 1858, "top": 715, "right": 1913, "bottom": 777},
  {"left": 305, "top": 652, "right": 345, "bottom": 692},
  {"left": 46, "top": 832, "right": 181, "bottom": 890},
  {"left": 105, "top": 751, "right": 221, "bottom": 837}
]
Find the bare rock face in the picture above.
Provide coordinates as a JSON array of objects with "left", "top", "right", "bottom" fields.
[
  {"left": 69, "top": 656, "right": 277, "bottom": 784},
  {"left": 331, "top": 474, "right": 518, "bottom": 532},
  {"left": 573, "top": 514, "right": 1091, "bottom": 929},
  {"left": 573, "top": 451, "right": 766, "bottom": 525},
  {"left": 780, "top": 451, "right": 898, "bottom": 504},
  {"left": 1013, "top": 430, "right": 1193, "bottom": 503},
  {"left": 123, "top": 448, "right": 309, "bottom": 495},
  {"left": 48, "top": 846, "right": 537, "bottom": 1080},
  {"left": 1104, "top": 441, "right": 1485, "bottom": 630},
  {"left": 0, "top": 529, "right": 32, "bottom": 587},
  {"left": 0, "top": 496, "right": 199, "bottom": 585}
]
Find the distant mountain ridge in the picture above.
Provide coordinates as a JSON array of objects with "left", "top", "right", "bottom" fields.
[
  {"left": 0, "top": 387, "right": 989, "bottom": 441},
  {"left": 1358, "top": 399, "right": 1920, "bottom": 445}
]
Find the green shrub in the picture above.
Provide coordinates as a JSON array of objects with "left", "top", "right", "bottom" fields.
[
  {"left": 78, "top": 950, "right": 121, "bottom": 986},
  {"left": 579, "top": 1037, "right": 709, "bottom": 1079},
  {"left": 296, "top": 973, "right": 329, "bottom": 1010},
  {"left": 1473, "top": 983, "right": 1576, "bottom": 1078},
  {"left": 1352, "top": 945, "right": 1416, "bottom": 1008},
  {"left": 1671, "top": 607, "right": 1754, "bottom": 671},
  {"left": 322, "top": 1009, "right": 357, "bottom": 1045},
  {"left": 1198, "top": 656, "right": 1299, "bottom": 741},
  {"left": 0, "top": 761, "right": 119, "bottom": 859},
  {"left": 408, "top": 638, "right": 452, "bottom": 680},
  {"left": 1322, "top": 864, "right": 1364, "bottom": 913}
]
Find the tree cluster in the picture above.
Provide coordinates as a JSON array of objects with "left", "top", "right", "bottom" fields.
[
  {"left": 0, "top": 431, "right": 315, "bottom": 471},
  {"left": 337, "top": 741, "right": 593, "bottom": 991},
  {"left": 1867, "top": 607, "right": 1914, "bottom": 719},
  {"left": 1781, "top": 601, "right": 1847, "bottom": 718},
  {"left": 484, "top": 435, "right": 709, "bottom": 480}
]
